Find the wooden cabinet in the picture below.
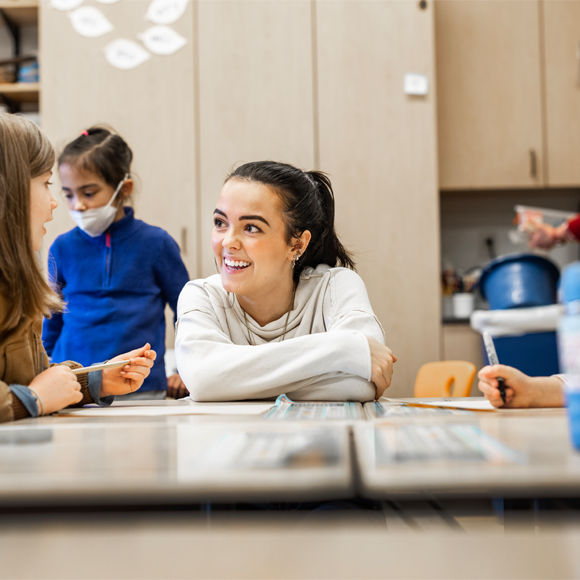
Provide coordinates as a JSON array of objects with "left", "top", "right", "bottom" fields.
[
  {"left": 40, "top": 0, "right": 442, "bottom": 383},
  {"left": 436, "top": 0, "right": 545, "bottom": 189},
  {"left": 39, "top": 0, "right": 198, "bottom": 277},
  {"left": 543, "top": 0, "right": 580, "bottom": 187},
  {"left": 197, "top": 0, "right": 315, "bottom": 277},
  {"left": 317, "top": 0, "right": 441, "bottom": 397}
]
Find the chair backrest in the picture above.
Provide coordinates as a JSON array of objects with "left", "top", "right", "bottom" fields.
[{"left": 414, "top": 361, "right": 477, "bottom": 398}]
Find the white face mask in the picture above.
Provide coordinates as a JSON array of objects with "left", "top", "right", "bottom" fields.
[{"left": 69, "top": 174, "right": 129, "bottom": 238}]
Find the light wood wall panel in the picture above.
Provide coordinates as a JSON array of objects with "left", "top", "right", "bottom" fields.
[
  {"left": 436, "top": 0, "right": 545, "bottom": 189},
  {"left": 317, "top": 0, "right": 440, "bottom": 398},
  {"left": 543, "top": 0, "right": 580, "bottom": 187},
  {"left": 197, "top": 0, "right": 315, "bottom": 277},
  {"left": 39, "top": 0, "right": 198, "bottom": 277}
]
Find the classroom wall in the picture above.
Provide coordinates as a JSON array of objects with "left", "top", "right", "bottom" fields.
[{"left": 40, "top": 0, "right": 441, "bottom": 398}]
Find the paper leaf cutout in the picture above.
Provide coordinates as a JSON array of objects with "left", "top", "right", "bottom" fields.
[
  {"left": 146, "top": 0, "right": 189, "bottom": 25},
  {"left": 69, "top": 7, "right": 113, "bottom": 38},
  {"left": 50, "top": 0, "right": 84, "bottom": 11},
  {"left": 138, "top": 26, "right": 187, "bottom": 56},
  {"left": 104, "top": 39, "right": 151, "bottom": 70}
]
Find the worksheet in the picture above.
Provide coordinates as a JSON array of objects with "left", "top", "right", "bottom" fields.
[
  {"left": 264, "top": 395, "right": 363, "bottom": 421},
  {"left": 370, "top": 400, "right": 471, "bottom": 417},
  {"left": 60, "top": 403, "right": 274, "bottom": 417},
  {"left": 381, "top": 397, "right": 497, "bottom": 412}
]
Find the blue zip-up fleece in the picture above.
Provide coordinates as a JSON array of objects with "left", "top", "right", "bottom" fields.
[{"left": 42, "top": 208, "right": 190, "bottom": 391}]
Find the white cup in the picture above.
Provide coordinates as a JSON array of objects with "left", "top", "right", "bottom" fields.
[{"left": 453, "top": 293, "right": 475, "bottom": 319}]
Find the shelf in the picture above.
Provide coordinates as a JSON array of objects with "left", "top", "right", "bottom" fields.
[
  {"left": 0, "top": 82, "right": 39, "bottom": 102},
  {"left": 0, "top": 1, "right": 38, "bottom": 26}
]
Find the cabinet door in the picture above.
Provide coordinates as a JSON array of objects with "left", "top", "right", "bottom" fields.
[
  {"left": 197, "top": 0, "right": 315, "bottom": 277},
  {"left": 436, "top": 0, "right": 545, "bottom": 189},
  {"left": 40, "top": 0, "right": 198, "bottom": 277},
  {"left": 317, "top": 0, "right": 440, "bottom": 398},
  {"left": 543, "top": 0, "right": 580, "bottom": 186}
]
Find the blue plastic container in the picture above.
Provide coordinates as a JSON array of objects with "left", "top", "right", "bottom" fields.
[{"left": 479, "top": 253, "right": 560, "bottom": 310}]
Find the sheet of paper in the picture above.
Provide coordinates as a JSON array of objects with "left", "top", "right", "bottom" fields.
[
  {"left": 382, "top": 397, "right": 497, "bottom": 412},
  {"left": 104, "top": 39, "right": 150, "bottom": 70},
  {"left": 265, "top": 401, "right": 362, "bottom": 421},
  {"left": 69, "top": 7, "right": 113, "bottom": 38},
  {"left": 371, "top": 401, "right": 471, "bottom": 417},
  {"left": 60, "top": 403, "right": 274, "bottom": 417},
  {"left": 138, "top": 26, "right": 187, "bottom": 55}
]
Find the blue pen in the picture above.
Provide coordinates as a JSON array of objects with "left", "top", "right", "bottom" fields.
[{"left": 483, "top": 332, "right": 506, "bottom": 404}]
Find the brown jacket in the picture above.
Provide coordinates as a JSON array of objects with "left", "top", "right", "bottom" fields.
[{"left": 0, "top": 295, "right": 92, "bottom": 423}]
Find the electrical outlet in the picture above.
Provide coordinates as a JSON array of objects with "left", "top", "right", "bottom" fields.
[{"left": 479, "top": 231, "right": 497, "bottom": 262}]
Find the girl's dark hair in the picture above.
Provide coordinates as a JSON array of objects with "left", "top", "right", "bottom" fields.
[
  {"left": 58, "top": 126, "right": 133, "bottom": 190},
  {"left": 227, "top": 161, "right": 355, "bottom": 279}
]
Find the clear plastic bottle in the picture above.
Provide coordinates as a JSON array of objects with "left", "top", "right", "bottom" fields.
[{"left": 557, "top": 262, "right": 580, "bottom": 449}]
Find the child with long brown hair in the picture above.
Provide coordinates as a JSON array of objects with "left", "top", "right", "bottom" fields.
[{"left": 0, "top": 113, "right": 156, "bottom": 423}]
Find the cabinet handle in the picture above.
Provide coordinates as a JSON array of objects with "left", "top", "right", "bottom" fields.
[
  {"left": 529, "top": 149, "right": 537, "bottom": 179},
  {"left": 180, "top": 227, "right": 188, "bottom": 255}
]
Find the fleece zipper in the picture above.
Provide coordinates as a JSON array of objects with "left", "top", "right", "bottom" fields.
[{"left": 105, "top": 232, "right": 112, "bottom": 288}]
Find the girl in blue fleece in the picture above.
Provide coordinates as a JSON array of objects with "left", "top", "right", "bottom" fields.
[{"left": 42, "top": 127, "right": 190, "bottom": 399}]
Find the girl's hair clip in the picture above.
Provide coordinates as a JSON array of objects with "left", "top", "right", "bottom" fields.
[{"left": 81, "top": 130, "right": 89, "bottom": 136}]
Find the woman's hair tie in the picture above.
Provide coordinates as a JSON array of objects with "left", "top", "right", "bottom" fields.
[{"left": 81, "top": 130, "right": 89, "bottom": 136}]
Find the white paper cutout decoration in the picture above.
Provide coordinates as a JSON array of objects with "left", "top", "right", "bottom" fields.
[
  {"left": 104, "top": 39, "right": 151, "bottom": 70},
  {"left": 138, "top": 26, "right": 187, "bottom": 56},
  {"left": 50, "top": 0, "right": 84, "bottom": 11},
  {"left": 95, "top": 0, "right": 120, "bottom": 4},
  {"left": 69, "top": 7, "right": 113, "bottom": 38},
  {"left": 146, "top": 0, "right": 189, "bottom": 25}
]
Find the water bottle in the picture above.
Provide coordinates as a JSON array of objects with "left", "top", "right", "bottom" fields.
[{"left": 557, "top": 262, "right": 580, "bottom": 449}]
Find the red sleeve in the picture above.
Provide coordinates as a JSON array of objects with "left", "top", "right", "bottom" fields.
[{"left": 568, "top": 216, "right": 580, "bottom": 241}]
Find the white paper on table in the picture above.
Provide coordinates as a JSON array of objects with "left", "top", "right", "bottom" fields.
[
  {"left": 146, "top": 0, "right": 189, "bottom": 25},
  {"left": 60, "top": 403, "right": 274, "bottom": 417},
  {"left": 50, "top": 0, "right": 84, "bottom": 11},
  {"left": 69, "top": 6, "right": 113, "bottom": 38},
  {"left": 95, "top": 0, "right": 120, "bottom": 4},
  {"left": 382, "top": 397, "right": 497, "bottom": 412},
  {"left": 104, "top": 39, "right": 150, "bottom": 70},
  {"left": 138, "top": 26, "right": 187, "bottom": 56}
]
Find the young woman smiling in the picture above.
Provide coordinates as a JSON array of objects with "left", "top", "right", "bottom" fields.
[{"left": 175, "top": 161, "right": 396, "bottom": 401}]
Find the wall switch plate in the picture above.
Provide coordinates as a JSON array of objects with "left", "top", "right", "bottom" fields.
[{"left": 404, "top": 73, "right": 429, "bottom": 96}]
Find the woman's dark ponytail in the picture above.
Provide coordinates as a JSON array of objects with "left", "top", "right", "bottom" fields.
[
  {"left": 301, "top": 171, "right": 355, "bottom": 275},
  {"left": 227, "top": 161, "right": 355, "bottom": 280}
]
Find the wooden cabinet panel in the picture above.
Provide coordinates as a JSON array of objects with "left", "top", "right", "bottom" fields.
[
  {"left": 543, "top": 0, "right": 580, "bottom": 187},
  {"left": 39, "top": 0, "right": 198, "bottom": 277},
  {"left": 317, "top": 0, "right": 440, "bottom": 398},
  {"left": 442, "top": 324, "right": 483, "bottom": 396},
  {"left": 197, "top": 0, "right": 315, "bottom": 277},
  {"left": 436, "top": 0, "right": 545, "bottom": 189}
]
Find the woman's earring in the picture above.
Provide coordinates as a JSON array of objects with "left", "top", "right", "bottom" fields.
[{"left": 292, "top": 253, "right": 301, "bottom": 268}]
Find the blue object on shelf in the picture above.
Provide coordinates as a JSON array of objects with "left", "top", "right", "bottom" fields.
[
  {"left": 479, "top": 253, "right": 560, "bottom": 310},
  {"left": 18, "top": 61, "right": 39, "bottom": 83},
  {"left": 482, "top": 331, "right": 560, "bottom": 377},
  {"left": 561, "top": 261, "right": 580, "bottom": 305}
]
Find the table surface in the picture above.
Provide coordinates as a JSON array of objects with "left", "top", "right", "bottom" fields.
[{"left": 0, "top": 397, "right": 578, "bottom": 505}]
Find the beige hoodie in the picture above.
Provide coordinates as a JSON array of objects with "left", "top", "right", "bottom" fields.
[{"left": 176, "top": 265, "right": 386, "bottom": 402}]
